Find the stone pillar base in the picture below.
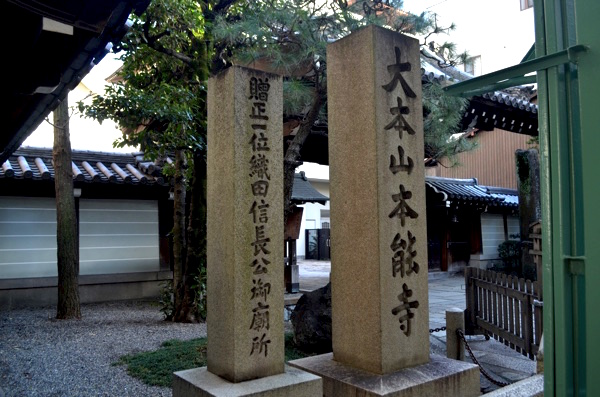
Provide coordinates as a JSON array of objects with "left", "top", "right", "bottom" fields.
[
  {"left": 289, "top": 353, "right": 480, "bottom": 397},
  {"left": 173, "top": 365, "right": 322, "bottom": 397}
]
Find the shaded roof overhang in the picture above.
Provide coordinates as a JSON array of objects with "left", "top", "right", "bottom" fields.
[
  {"left": 460, "top": 91, "right": 538, "bottom": 136},
  {"left": 0, "top": 0, "right": 150, "bottom": 164}
]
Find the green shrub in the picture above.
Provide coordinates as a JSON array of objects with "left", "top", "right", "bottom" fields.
[
  {"left": 158, "top": 266, "right": 207, "bottom": 321},
  {"left": 497, "top": 240, "right": 521, "bottom": 271},
  {"left": 158, "top": 280, "right": 174, "bottom": 320},
  {"left": 191, "top": 266, "right": 207, "bottom": 321}
]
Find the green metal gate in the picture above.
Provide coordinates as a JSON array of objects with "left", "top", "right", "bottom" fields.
[{"left": 445, "top": 1, "right": 600, "bottom": 394}]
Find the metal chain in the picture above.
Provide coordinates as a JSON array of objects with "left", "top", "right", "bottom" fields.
[
  {"left": 457, "top": 329, "right": 511, "bottom": 388},
  {"left": 429, "top": 326, "right": 447, "bottom": 333}
]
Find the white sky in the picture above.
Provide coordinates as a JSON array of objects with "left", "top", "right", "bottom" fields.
[{"left": 403, "top": 0, "right": 535, "bottom": 74}]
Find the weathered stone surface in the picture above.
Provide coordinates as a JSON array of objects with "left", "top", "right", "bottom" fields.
[
  {"left": 445, "top": 308, "right": 465, "bottom": 361},
  {"left": 480, "top": 374, "right": 544, "bottom": 397},
  {"left": 327, "top": 24, "right": 429, "bottom": 375},
  {"left": 173, "top": 365, "right": 322, "bottom": 397},
  {"left": 291, "top": 282, "right": 332, "bottom": 354},
  {"left": 289, "top": 353, "right": 480, "bottom": 397},
  {"left": 206, "top": 66, "right": 284, "bottom": 383}
]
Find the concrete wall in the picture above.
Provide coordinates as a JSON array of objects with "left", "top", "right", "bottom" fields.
[{"left": 0, "top": 270, "right": 172, "bottom": 310}]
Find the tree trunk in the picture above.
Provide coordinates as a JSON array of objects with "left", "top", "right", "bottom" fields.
[
  {"left": 172, "top": 32, "right": 211, "bottom": 322},
  {"left": 174, "top": 149, "right": 207, "bottom": 322},
  {"left": 515, "top": 149, "right": 541, "bottom": 278},
  {"left": 172, "top": 149, "right": 187, "bottom": 320},
  {"left": 53, "top": 97, "right": 81, "bottom": 319},
  {"left": 283, "top": 88, "right": 322, "bottom": 224}
]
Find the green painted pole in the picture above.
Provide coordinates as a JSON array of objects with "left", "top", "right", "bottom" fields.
[
  {"left": 536, "top": 0, "right": 600, "bottom": 395},
  {"left": 538, "top": 0, "right": 575, "bottom": 394},
  {"left": 532, "top": 2, "right": 556, "bottom": 394},
  {"left": 572, "top": 1, "right": 600, "bottom": 395}
]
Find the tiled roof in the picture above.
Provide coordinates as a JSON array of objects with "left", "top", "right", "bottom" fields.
[
  {"left": 420, "top": 47, "right": 538, "bottom": 112},
  {"left": 420, "top": 46, "right": 474, "bottom": 84},
  {"left": 292, "top": 172, "right": 329, "bottom": 205},
  {"left": 0, "top": 147, "right": 169, "bottom": 186},
  {"left": 425, "top": 176, "right": 518, "bottom": 208},
  {"left": 481, "top": 91, "right": 538, "bottom": 114},
  {"left": 486, "top": 186, "right": 520, "bottom": 208},
  {"left": 421, "top": 64, "right": 448, "bottom": 85},
  {"left": 1, "top": 148, "right": 333, "bottom": 200}
]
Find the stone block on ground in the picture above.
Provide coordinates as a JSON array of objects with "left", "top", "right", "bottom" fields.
[
  {"left": 289, "top": 353, "right": 480, "bottom": 397},
  {"left": 480, "top": 374, "right": 543, "bottom": 397},
  {"left": 173, "top": 365, "right": 322, "bottom": 397}
]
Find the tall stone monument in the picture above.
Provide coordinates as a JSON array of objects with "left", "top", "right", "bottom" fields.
[
  {"left": 290, "top": 25, "right": 479, "bottom": 396},
  {"left": 173, "top": 66, "right": 321, "bottom": 396}
]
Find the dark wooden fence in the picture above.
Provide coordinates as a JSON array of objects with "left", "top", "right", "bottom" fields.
[{"left": 464, "top": 267, "right": 543, "bottom": 359}]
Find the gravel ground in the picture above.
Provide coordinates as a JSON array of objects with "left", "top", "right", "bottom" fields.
[{"left": 0, "top": 300, "right": 204, "bottom": 397}]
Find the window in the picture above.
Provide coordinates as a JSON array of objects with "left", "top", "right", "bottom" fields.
[{"left": 520, "top": 0, "right": 533, "bottom": 10}]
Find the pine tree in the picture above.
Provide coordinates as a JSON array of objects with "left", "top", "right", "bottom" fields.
[
  {"left": 214, "top": 0, "right": 472, "bottom": 219},
  {"left": 79, "top": 0, "right": 472, "bottom": 321}
]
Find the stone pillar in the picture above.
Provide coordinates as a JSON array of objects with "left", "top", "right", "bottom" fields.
[
  {"left": 329, "top": 23, "right": 429, "bottom": 375},
  {"left": 173, "top": 66, "right": 321, "bottom": 396},
  {"left": 446, "top": 308, "right": 465, "bottom": 361},
  {"left": 206, "top": 66, "right": 285, "bottom": 382},
  {"left": 289, "top": 26, "right": 479, "bottom": 397}
]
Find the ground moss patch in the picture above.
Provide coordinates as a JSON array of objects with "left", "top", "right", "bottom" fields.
[{"left": 115, "top": 333, "right": 313, "bottom": 387}]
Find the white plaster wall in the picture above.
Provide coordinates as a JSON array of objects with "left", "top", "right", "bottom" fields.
[
  {"left": 507, "top": 216, "right": 520, "bottom": 239},
  {"left": 297, "top": 201, "right": 329, "bottom": 258},
  {"left": 79, "top": 199, "right": 159, "bottom": 275},
  {"left": 0, "top": 197, "right": 159, "bottom": 279},
  {"left": 295, "top": 163, "right": 330, "bottom": 258},
  {"left": 473, "top": 212, "right": 520, "bottom": 262},
  {"left": 480, "top": 213, "right": 504, "bottom": 260}
]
